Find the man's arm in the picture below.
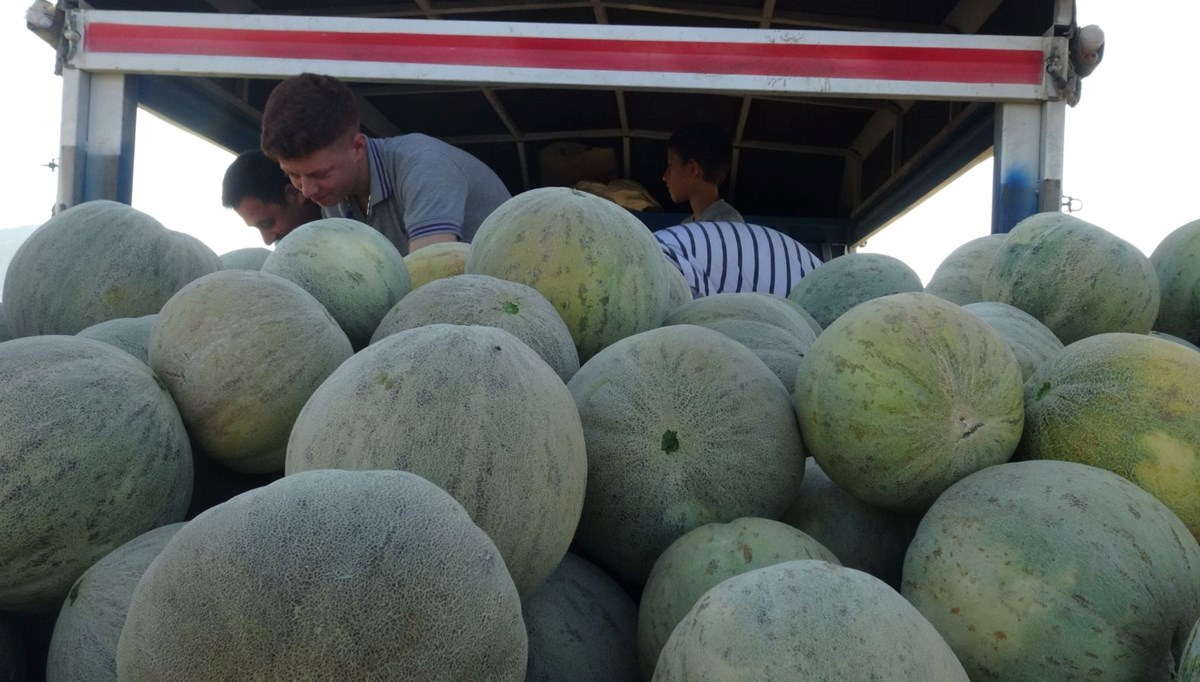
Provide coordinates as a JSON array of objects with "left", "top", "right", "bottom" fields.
[{"left": 408, "top": 233, "right": 459, "bottom": 252}]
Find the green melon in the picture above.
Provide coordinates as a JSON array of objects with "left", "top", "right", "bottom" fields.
[
  {"left": 261, "top": 218, "right": 411, "bottom": 350},
  {"left": 523, "top": 553, "right": 638, "bottom": 682},
  {"left": 403, "top": 241, "right": 470, "bottom": 289},
  {"left": 2, "top": 201, "right": 222, "bottom": 337},
  {"left": 286, "top": 324, "right": 586, "bottom": 596},
  {"left": 664, "top": 292, "right": 818, "bottom": 394},
  {"left": 637, "top": 518, "right": 839, "bottom": 680},
  {"left": 218, "top": 247, "right": 270, "bottom": 270},
  {"left": 781, "top": 458, "right": 920, "bottom": 589},
  {"left": 1152, "top": 330, "right": 1200, "bottom": 352},
  {"left": 370, "top": 274, "right": 579, "bottom": 383},
  {"left": 983, "top": 211, "right": 1160, "bottom": 345},
  {"left": 1152, "top": 219, "right": 1200, "bottom": 345},
  {"left": 1182, "top": 619, "right": 1200, "bottom": 681},
  {"left": 795, "top": 292, "right": 1024, "bottom": 512},
  {"left": 0, "top": 336, "right": 192, "bottom": 613},
  {"left": 47, "top": 523, "right": 184, "bottom": 682},
  {"left": 149, "top": 270, "right": 353, "bottom": 473},
  {"left": 115, "top": 470, "right": 527, "bottom": 680},
  {"left": 663, "top": 263, "right": 692, "bottom": 314},
  {"left": 902, "top": 460, "right": 1200, "bottom": 681},
  {"left": 962, "top": 301, "right": 1063, "bottom": 380},
  {"left": 1018, "top": 332, "right": 1200, "bottom": 538},
  {"left": 76, "top": 314, "right": 156, "bottom": 365},
  {"left": 0, "top": 303, "right": 10, "bottom": 342},
  {"left": 778, "top": 294, "right": 823, "bottom": 337},
  {"left": 466, "top": 187, "right": 670, "bottom": 361},
  {"left": 567, "top": 325, "right": 805, "bottom": 586},
  {"left": 786, "top": 252, "right": 922, "bottom": 328},
  {"left": 654, "top": 560, "right": 968, "bottom": 681},
  {"left": 925, "top": 234, "right": 1007, "bottom": 305}
]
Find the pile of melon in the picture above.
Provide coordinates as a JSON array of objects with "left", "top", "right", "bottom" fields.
[{"left": 2, "top": 194, "right": 1200, "bottom": 681}]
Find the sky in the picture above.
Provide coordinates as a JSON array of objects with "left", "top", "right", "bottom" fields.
[{"left": 1, "top": 4, "right": 1198, "bottom": 285}]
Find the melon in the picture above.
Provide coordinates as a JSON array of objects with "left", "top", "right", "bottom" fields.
[
  {"left": 1017, "top": 332, "right": 1200, "bottom": 538},
  {"left": 523, "top": 553, "right": 638, "bottom": 682},
  {"left": 566, "top": 325, "right": 805, "bottom": 586},
  {"left": 663, "top": 262, "right": 692, "bottom": 313},
  {"left": 1183, "top": 620, "right": 1200, "bottom": 681},
  {"left": 286, "top": 324, "right": 587, "bottom": 596},
  {"left": 76, "top": 314, "right": 156, "bottom": 365},
  {"left": 925, "top": 233, "right": 1007, "bottom": 305},
  {"left": 149, "top": 270, "right": 352, "bottom": 473},
  {"left": 962, "top": 301, "right": 1063, "bottom": 380},
  {"left": 2, "top": 200, "right": 222, "bottom": 337},
  {"left": 795, "top": 292, "right": 1024, "bottom": 512},
  {"left": 1152, "top": 330, "right": 1200, "bottom": 352},
  {"left": 982, "top": 211, "right": 1160, "bottom": 344},
  {"left": 370, "top": 274, "right": 579, "bottom": 383},
  {"left": 0, "top": 303, "right": 10, "bottom": 342},
  {"left": 403, "top": 241, "right": 470, "bottom": 289},
  {"left": 781, "top": 458, "right": 920, "bottom": 588},
  {"left": 786, "top": 252, "right": 922, "bottom": 328},
  {"left": 115, "top": 470, "right": 527, "bottom": 680},
  {"left": 637, "top": 518, "right": 839, "bottom": 680},
  {"left": 218, "top": 247, "right": 270, "bottom": 270},
  {"left": 47, "top": 523, "right": 184, "bottom": 682},
  {"left": 261, "top": 217, "right": 411, "bottom": 349},
  {"left": 0, "top": 336, "right": 192, "bottom": 613},
  {"left": 1152, "top": 219, "right": 1200, "bottom": 345},
  {"left": 653, "top": 560, "right": 968, "bottom": 681},
  {"left": 902, "top": 460, "right": 1200, "bottom": 681},
  {"left": 779, "top": 295, "right": 823, "bottom": 337},
  {"left": 664, "top": 292, "right": 818, "bottom": 394},
  {"left": 466, "top": 187, "right": 670, "bottom": 361}
]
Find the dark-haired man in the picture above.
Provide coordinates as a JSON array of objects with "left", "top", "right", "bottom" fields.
[
  {"left": 662, "top": 122, "right": 745, "bottom": 224},
  {"left": 221, "top": 150, "right": 322, "bottom": 245},
  {"left": 259, "top": 73, "right": 511, "bottom": 255}
]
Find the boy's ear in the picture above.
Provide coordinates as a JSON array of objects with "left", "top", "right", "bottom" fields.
[{"left": 685, "top": 158, "right": 704, "bottom": 179}]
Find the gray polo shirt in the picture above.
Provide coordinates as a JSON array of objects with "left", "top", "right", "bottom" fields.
[{"left": 324, "top": 134, "right": 511, "bottom": 254}]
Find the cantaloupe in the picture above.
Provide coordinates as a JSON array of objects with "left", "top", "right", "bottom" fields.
[
  {"left": 261, "top": 218, "right": 411, "bottom": 349},
  {"left": 2, "top": 200, "right": 222, "bottom": 337},
  {"left": 76, "top": 315, "right": 156, "bottom": 365},
  {"left": 523, "top": 553, "right": 639, "bottom": 682},
  {"left": 47, "top": 523, "right": 184, "bottom": 682},
  {"left": 149, "top": 270, "right": 353, "bottom": 473},
  {"left": 637, "top": 518, "right": 839, "bottom": 680},
  {"left": 925, "top": 234, "right": 1007, "bottom": 305},
  {"left": 370, "top": 274, "right": 579, "bottom": 383},
  {"left": 786, "top": 252, "right": 922, "bottom": 328},
  {"left": 567, "top": 325, "right": 805, "bottom": 586},
  {"left": 781, "top": 458, "right": 920, "bottom": 588},
  {"left": 0, "top": 303, "right": 10, "bottom": 342},
  {"left": 1152, "top": 330, "right": 1200, "bottom": 352},
  {"left": 218, "top": 247, "right": 270, "bottom": 271},
  {"left": 903, "top": 460, "right": 1200, "bottom": 681},
  {"left": 663, "top": 263, "right": 692, "bottom": 313},
  {"left": 466, "top": 187, "right": 671, "bottom": 361},
  {"left": 115, "top": 470, "right": 527, "bottom": 680},
  {"left": 795, "top": 292, "right": 1024, "bottom": 511},
  {"left": 403, "top": 241, "right": 470, "bottom": 289},
  {"left": 983, "top": 211, "right": 1160, "bottom": 344},
  {"left": 653, "top": 560, "right": 969, "bottom": 680},
  {"left": 1151, "top": 218, "right": 1200, "bottom": 345},
  {"left": 664, "top": 292, "right": 818, "bottom": 393},
  {"left": 0, "top": 336, "right": 192, "bottom": 613},
  {"left": 1182, "top": 619, "right": 1200, "bottom": 681},
  {"left": 1017, "top": 332, "right": 1200, "bottom": 538},
  {"left": 963, "top": 301, "right": 1063, "bottom": 380},
  {"left": 286, "top": 324, "right": 587, "bottom": 596}
]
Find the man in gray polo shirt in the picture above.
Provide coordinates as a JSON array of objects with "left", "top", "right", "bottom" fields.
[{"left": 260, "top": 73, "right": 511, "bottom": 255}]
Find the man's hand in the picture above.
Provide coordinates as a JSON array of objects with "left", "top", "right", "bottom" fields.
[{"left": 408, "top": 233, "right": 458, "bottom": 254}]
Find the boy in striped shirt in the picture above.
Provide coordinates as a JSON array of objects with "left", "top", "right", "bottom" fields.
[{"left": 656, "top": 221, "right": 822, "bottom": 298}]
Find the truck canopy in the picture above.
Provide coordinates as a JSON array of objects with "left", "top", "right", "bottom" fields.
[{"left": 42, "top": 0, "right": 1092, "bottom": 255}]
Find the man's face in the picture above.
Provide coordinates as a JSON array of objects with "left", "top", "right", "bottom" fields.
[
  {"left": 278, "top": 132, "right": 365, "bottom": 208},
  {"left": 234, "top": 187, "right": 319, "bottom": 245},
  {"left": 662, "top": 150, "right": 700, "bottom": 204}
]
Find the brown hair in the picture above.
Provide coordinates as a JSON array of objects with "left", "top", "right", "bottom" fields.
[{"left": 261, "top": 73, "right": 360, "bottom": 160}]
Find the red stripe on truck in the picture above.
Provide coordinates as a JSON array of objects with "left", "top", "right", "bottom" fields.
[{"left": 85, "top": 23, "right": 1045, "bottom": 85}]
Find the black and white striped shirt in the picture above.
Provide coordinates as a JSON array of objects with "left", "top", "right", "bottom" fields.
[{"left": 655, "top": 222, "right": 822, "bottom": 298}]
